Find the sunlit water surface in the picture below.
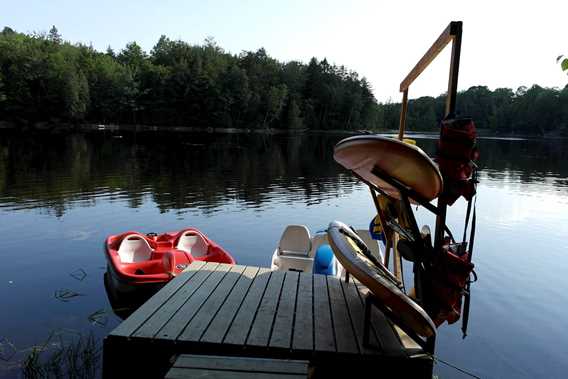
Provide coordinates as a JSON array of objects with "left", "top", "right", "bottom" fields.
[{"left": 0, "top": 130, "right": 567, "bottom": 378}]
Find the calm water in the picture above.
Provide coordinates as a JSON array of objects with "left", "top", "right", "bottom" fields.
[{"left": 1, "top": 130, "right": 567, "bottom": 378}]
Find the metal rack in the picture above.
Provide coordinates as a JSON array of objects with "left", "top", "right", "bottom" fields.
[{"left": 362, "top": 21, "right": 464, "bottom": 354}]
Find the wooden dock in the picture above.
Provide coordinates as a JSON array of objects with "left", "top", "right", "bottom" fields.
[{"left": 103, "top": 261, "right": 433, "bottom": 378}]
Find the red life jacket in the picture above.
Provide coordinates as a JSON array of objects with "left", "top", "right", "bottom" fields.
[
  {"left": 425, "top": 240, "right": 474, "bottom": 326},
  {"left": 425, "top": 116, "right": 478, "bottom": 327},
  {"left": 435, "top": 117, "right": 479, "bottom": 205}
]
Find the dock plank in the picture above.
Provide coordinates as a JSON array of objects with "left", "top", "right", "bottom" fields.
[
  {"left": 132, "top": 262, "right": 220, "bottom": 339},
  {"left": 178, "top": 265, "right": 246, "bottom": 342},
  {"left": 355, "top": 284, "right": 406, "bottom": 357},
  {"left": 223, "top": 269, "right": 272, "bottom": 345},
  {"left": 111, "top": 261, "right": 207, "bottom": 338},
  {"left": 166, "top": 367, "right": 304, "bottom": 379},
  {"left": 174, "top": 355, "right": 308, "bottom": 374},
  {"left": 156, "top": 264, "right": 232, "bottom": 340},
  {"left": 292, "top": 273, "right": 313, "bottom": 351},
  {"left": 340, "top": 278, "right": 380, "bottom": 355},
  {"left": 269, "top": 271, "right": 299, "bottom": 349},
  {"left": 246, "top": 270, "right": 286, "bottom": 347},
  {"left": 200, "top": 266, "right": 260, "bottom": 344},
  {"left": 327, "top": 276, "right": 359, "bottom": 354},
  {"left": 313, "top": 274, "right": 335, "bottom": 352}
]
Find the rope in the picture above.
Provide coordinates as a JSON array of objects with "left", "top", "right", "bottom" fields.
[{"left": 432, "top": 355, "right": 481, "bottom": 379}]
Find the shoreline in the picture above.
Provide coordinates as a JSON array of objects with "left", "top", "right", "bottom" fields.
[{"left": 0, "top": 121, "right": 564, "bottom": 140}]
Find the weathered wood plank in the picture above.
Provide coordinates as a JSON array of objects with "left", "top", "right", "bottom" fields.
[
  {"left": 132, "top": 262, "right": 220, "bottom": 338},
  {"left": 246, "top": 270, "right": 286, "bottom": 347},
  {"left": 327, "top": 276, "right": 358, "bottom": 354},
  {"left": 111, "top": 261, "right": 207, "bottom": 338},
  {"left": 340, "top": 278, "right": 380, "bottom": 355},
  {"left": 177, "top": 265, "right": 246, "bottom": 342},
  {"left": 269, "top": 271, "right": 299, "bottom": 349},
  {"left": 313, "top": 274, "right": 335, "bottom": 352},
  {"left": 292, "top": 273, "right": 313, "bottom": 351},
  {"left": 355, "top": 284, "right": 406, "bottom": 357},
  {"left": 174, "top": 354, "right": 308, "bottom": 374},
  {"left": 200, "top": 266, "right": 260, "bottom": 344},
  {"left": 165, "top": 367, "right": 305, "bottom": 379},
  {"left": 156, "top": 264, "right": 232, "bottom": 340},
  {"left": 223, "top": 269, "right": 272, "bottom": 345}
]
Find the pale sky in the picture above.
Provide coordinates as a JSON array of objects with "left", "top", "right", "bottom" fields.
[{"left": 2, "top": 0, "right": 567, "bottom": 101}]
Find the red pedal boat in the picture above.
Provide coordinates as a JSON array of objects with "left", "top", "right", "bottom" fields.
[{"left": 104, "top": 228, "right": 235, "bottom": 294}]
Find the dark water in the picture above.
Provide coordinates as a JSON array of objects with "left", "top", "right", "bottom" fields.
[{"left": 0, "top": 130, "right": 567, "bottom": 378}]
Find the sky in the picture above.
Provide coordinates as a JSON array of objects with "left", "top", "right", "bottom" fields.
[{"left": 2, "top": 0, "right": 567, "bottom": 101}]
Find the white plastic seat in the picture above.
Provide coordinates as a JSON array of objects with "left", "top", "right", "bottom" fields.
[
  {"left": 278, "top": 225, "right": 311, "bottom": 257},
  {"left": 271, "top": 225, "right": 313, "bottom": 273},
  {"left": 177, "top": 231, "right": 209, "bottom": 258},
  {"left": 117, "top": 234, "right": 154, "bottom": 263}
]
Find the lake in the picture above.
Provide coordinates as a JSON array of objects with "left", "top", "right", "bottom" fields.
[{"left": 0, "top": 130, "right": 567, "bottom": 378}]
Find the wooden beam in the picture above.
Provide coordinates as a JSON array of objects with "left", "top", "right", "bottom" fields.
[
  {"left": 399, "top": 21, "right": 461, "bottom": 92},
  {"left": 398, "top": 89, "right": 409, "bottom": 140},
  {"left": 445, "top": 21, "right": 462, "bottom": 116}
]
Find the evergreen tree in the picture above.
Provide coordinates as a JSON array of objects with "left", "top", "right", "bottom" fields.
[
  {"left": 48, "top": 25, "right": 62, "bottom": 44},
  {"left": 0, "top": 26, "right": 565, "bottom": 135}
]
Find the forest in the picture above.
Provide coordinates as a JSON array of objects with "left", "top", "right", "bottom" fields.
[{"left": 1, "top": 26, "right": 567, "bottom": 135}]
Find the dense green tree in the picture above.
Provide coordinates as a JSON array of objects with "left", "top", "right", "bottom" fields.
[
  {"left": 48, "top": 25, "right": 62, "bottom": 44},
  {"left": 0, "top": 26, "right": 565, "bottom": 135},
  {"left": 263, "top": 84, "right": 287, "bottom": 127},
  {"left": 376, "top": 84, "right": 568, "bottom": 136},
  {"left": 0, "top": 72, "right": 6, "bottom": 103},
  {"left": 0, "top": 28, "right": 379, "bottom": 130},
  {"left": 286, "top": 97, "right": 303, "bottom": 129}
]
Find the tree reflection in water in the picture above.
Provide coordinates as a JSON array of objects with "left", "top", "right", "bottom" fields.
[{"left": 1, "top": 131, "right": 567, "bottom": 218}]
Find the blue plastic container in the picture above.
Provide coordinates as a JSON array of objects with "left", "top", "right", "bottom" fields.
[{"left": 313, "top": 244, "right": 336, "bottom": 276}]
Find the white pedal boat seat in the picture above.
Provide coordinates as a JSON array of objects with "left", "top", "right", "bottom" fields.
[
  {"left": 176, "top": 231, "right": 209, "bottom": 258},
  {"left": 271, "top": 225, "right": 313, "bottom": 272},
  {"left": 117, "top": 234, "right": 154, "bottom": 263}
]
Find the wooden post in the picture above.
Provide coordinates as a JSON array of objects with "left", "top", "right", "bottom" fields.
[
  {"left": 398, "top": 89, "right": 409, "bottom": 140},
  {"left": 445, "top": 22, "right": 462, "bottom": 116}
]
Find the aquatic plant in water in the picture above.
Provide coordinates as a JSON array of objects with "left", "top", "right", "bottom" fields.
[
  {"left": 54, "top": 289, "right": 84, "bottom": 302},
  {"left": 22, "top": 332, "right": 100, "bottom": 379}
]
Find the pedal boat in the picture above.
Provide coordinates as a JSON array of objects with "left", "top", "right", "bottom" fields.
[
  {"left": 105, "top": 228, "right": 235, "bottom": 294},
  {"left": 270, "top": 224, "right": 382, "bottom": 276}
]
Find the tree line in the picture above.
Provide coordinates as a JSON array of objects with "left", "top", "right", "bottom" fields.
[
  {"left": 379, "top": 84, "right": 568, "bottom": 136},
  {"left": 0, "top": 26, "right": 566, "bottom": 135},
  {"left": 0, "top": 26, "right": 376, "bottom": 131}
]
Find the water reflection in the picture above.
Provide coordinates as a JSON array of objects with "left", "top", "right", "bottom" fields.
[
  {"left": 103, "top": 273, "right": 154, "bottom": 320},
  {"left": 0, "top": 131, "right": 360, "bottom": 216},
  {"left": 2, "top": 131, "right": 568, "bottom": 216}
]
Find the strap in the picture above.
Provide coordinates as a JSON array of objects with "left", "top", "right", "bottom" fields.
[
  {"left": 461, "top": 289, "right": 470, "bottom": 339},
  {"left": 461, "top": 196, "right": 477, "bottom": 337},
  {"left": 444, "top": 225, "right": 456, "bottom": 244},
  {"left": 462, "top": 194, "right": 473, "bottom": 244},
  {"left": 467, "top": 197, "right": 477, "bottom": 263}
]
